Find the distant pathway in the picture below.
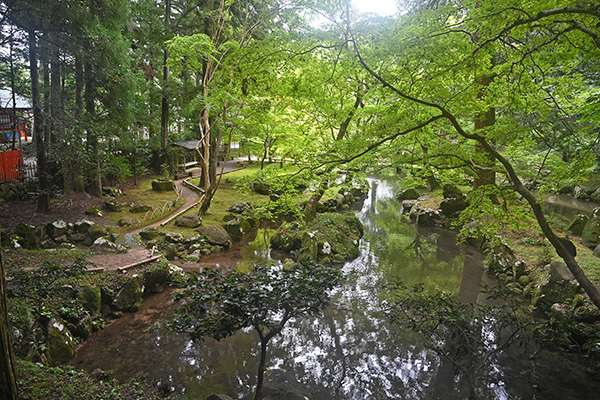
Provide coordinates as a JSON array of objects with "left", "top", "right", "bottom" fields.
[{"left": 86, "top": 159, "right": 244, "bottom": 271}]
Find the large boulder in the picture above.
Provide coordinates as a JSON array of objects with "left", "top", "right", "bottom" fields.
[
  {"left": 442, "top": 183, "right": 463, "bottom": 199},
  {"left": 45, "top": 318, "right": 75, "bottom": 365},
  {"left": 485, "top": 242, "right": 516, "bottom": 275},
  {"left": 73, "top": 219, "right": 94, "bottom": 234},
  {"left": 439, "top": 196, "right": 468, "bottom": 218},
  {"left": 298, "top": 231, "right": 318, "bottom": 265},
  {"left": 151, "top": 179, "right": 175, "bottom": 191},
  {"left": 46, "top": 220, "right": 68, "bottom": 241},
  {"left": 139, "top": 227, "right": 160, "bottom": 241},
  {"left": 396, "top": 188, "right": 419, "bottom": 200},
  {"left": 129, "top": 204, "right": 152, "bottom": 213},
  {"left": 416, "top": 208, "right": 441, "bottom": 226},
  {"left": 113, "top": 275, "right": 144, "bottom": 312},
  {"left": 532, "top": 261, "right": 580, "bottom": 310},
  {"left": 272, "top": 213, "right": 363, "bottom": 264},
  {"left": 252, "top": 180, "right": 271, "bottom": 195},
  {"left": 197, "top": 226, "right": 231, "bottom": 247},
  {"left": 77, "top": 284, "right": 101, "bottom": 317},
  {"left": 15, "top": 223, "right": 45, "bottom": 249},
  {"left": 175, "top": 214, "right": 203, "bottom": 228},
  {"left": 223, "top": 220, "right": 243, "bottom": 241},
  {"left": 568, "top": 214, "right": 588, "bottom": 236},
  {"left": 582, "top": 208, "right": 600, "bottom": 248}
]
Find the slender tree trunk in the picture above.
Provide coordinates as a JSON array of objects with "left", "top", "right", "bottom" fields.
[
  {"left": 253, "top": 338, "right": 268, "bottom": 400},
  {"left": 30, "top": 29, "right": 50, "bottom": 213},
  {"left": 160, "top": 0, "right": 171, "bottom": 167},
  {"left": 0, "top": 228, "right": 18, "bottom": 400},
  {"left": 473, "top": 75, "right": 496, "bottom": 190},
  {"left": 85, "top": 61, "right": 102, "bottom": 197},
  {"left": 9, "top": 34, "right": 18, "bottom": 151},
  {"left": 50, "top": 33, "right": 62, "bottom": 144}
]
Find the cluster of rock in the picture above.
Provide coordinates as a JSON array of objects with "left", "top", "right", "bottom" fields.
[
  {"left": 568, "top": 208, "right": 600, "bottom": 256},
  {"left": 481, "top": 237, "right": 600, "bottom": 350},
  {"left": 140, "top": 224, "right": 232, "bottom": 262},
  {"left": 316, "top": 186, "right": 369, "bottom": 213},
  {"left": 3, "top": 219, "right": 125, "bottom": 252},
  {"left": 400, "top": 184, "right": 469, "bottom": 226},
  {"left": 557, "top": 184, "right": 600, "bottom": 203},
  {"left": 271, "top": 212, "right": 364, "bottom": 265},
  {"left": 11, "top": 261, "right": 183, "bottom": 366},
  {"left": 137, "top": 202, "right": 258, "bottom": 262},
  {"left": 0, "top": 181, "right": 24, "bottom": 200}
]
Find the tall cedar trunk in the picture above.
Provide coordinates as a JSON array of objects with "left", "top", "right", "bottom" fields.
[
  {"left": 85, "top": 61, "right": 102, "bottom": 197},
  {"left": 160, "top": 0, "right": 171, "bottom": 167},
  {"left": 50, "top": 33, "right": 62, "bottom": 145},
  {"left": 473, "top": 75, "right": 496, "bottom": 189},
  {"left": 9, "top": 36, "right": 18, "bottom": 151},
  {"left": 30, "top": 29, "right": 50, "bottom": 213},
  {"left": 41, "top": 35, "right": 51, "bottom": 145},
  {"left": 0, "top": 229, "right": 18, "bottom": 400}
]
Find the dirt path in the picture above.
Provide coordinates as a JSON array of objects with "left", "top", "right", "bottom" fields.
[{"left": 86, "top": 160, "right": 244, "bottom": 271}]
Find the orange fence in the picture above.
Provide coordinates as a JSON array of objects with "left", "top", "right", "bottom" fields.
[{"left": 0, "top": 150, "right": 23, "bottom": 182}]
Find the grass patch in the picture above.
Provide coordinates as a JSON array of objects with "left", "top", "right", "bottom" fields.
[
  {"left": 106, "top": 175, "right": 182, "bottom": 231},
  {"left": 16, "top": 360, "right": 160, "bottom": 400}
]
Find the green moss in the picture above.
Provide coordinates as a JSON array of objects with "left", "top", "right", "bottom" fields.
[{"left": 16, "top": 360, "right": 159, "bottom": 400}]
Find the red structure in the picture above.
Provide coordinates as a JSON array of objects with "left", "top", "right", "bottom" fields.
[{"left": 0, "top": 150, "right": 23, "bottom": 182}]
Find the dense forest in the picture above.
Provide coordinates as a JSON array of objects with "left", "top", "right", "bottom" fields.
[{"left": 1, "top": 0, "right": 600, "bottom": 399}]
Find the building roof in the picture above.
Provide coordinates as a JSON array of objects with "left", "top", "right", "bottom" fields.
[
  {"left": 0, "top": 89, "right": 32, "bottom": 110},
  {"left": 173, "top": 140, "right": 200, "bottom": 150}
]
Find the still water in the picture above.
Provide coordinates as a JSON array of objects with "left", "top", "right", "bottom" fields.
[{"left": 71, "top": 179, "right": 600, "bottom": 399}]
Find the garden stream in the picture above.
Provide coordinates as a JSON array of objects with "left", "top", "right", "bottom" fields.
[{"left": 71, "top": 179, "right": 600, "bottom": 399}]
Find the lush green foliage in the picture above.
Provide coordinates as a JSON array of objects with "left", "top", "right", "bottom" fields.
[{"left": 170, "top": 264, "right": 343, "bottom": 341}]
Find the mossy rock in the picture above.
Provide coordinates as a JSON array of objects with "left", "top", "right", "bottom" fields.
[
  {"left": 129, "top": 204, "right": 152, "bottom": 213},
  {"left": 531, "top": 261, "right": 580, "bottom": 311},
  {"left": 113, "top": 275, "right": 144, "bottom": 312},
  {"left": 104, "top": 199, "right": 124, "bottom": 212},
  {"left": 118, "top": 217, "right": 139, "bottom": 227},
  {"left": 197, "top": 225, "right": 231, "bottom": 246},
  {"left": 45, "top": 318, "right": 75, "bottom": 366},
  {"left": 582, "top": 208, "right": 600, "bottom": 248},
  {"left": 87, "top": 224, "right": 106, "bottom": 242},
  {"left": 396, "top": 188, "right": 419, "bottom": 200},
  {"left": 273, "top": 213, "right": 363, "bottom": 262},
  {"left": 139, "top": 227, "right": 160, "bottom": 241},
  {"left": 85, "top": 206, "right": 103, "bottom": 217},
  {"left": 77, "top": 284, "right": 101, "bottom": 317},
  {"left": 568, "top": 214, "right": 589, "bottom": 236},
  {"left": 223, "top": 220, "right": 243, "bottom": 241},
  {"left": 151, "top": 179, "right": 175, "bottom": 191}
]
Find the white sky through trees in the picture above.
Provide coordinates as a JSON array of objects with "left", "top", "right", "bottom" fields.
[{"left": 353, "top": 0, "right": 398, "bottom": 16}]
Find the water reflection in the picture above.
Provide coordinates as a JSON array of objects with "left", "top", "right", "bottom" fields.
[{"left": 71, "top": 177, "right": 600, "bottom": 399}]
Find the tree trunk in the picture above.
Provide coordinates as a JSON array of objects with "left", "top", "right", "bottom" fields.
[
  {"left": 85, "top": 61, "right": 102, "bottom": 197},
  {"left": 160, "top": 0, "right": 171, "bottom": 167},
  {"left": 0, "top": 228, "right": 18, "bottom": 400},
  {"left": 9, "top": 34, "right": 18, "bottom": 151},
  {"left": 304, "top": 184, "right": 326, "bottom": 222},
  {"left": 253, "top": 338, "right": 268, "bottom": 400},
  {"left": 50, "top": 33, "right": 62, "bottom": 145},
  {"left": 30, "top": 29, "right": 50, "bottom": 213},
  {"left": 473, "top": 75, "right": 496, "bottom": 190}
]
